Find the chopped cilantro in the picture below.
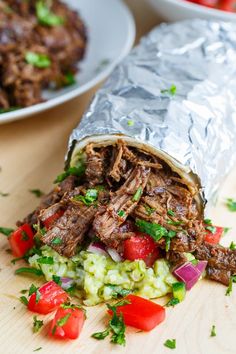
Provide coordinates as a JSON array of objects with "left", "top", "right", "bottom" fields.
[
  {"left": 29, "top": 189, "right": 44, "bottom": 198},
  {"left": 161, "top": 84, "right": 176, "bottom": 96},
  {"left": 225, "top": 275, "right": 236, "bottom": 296},
  {"left": 63, "top": 72, "right": 76, "bottom": 86},
  {"left": 106, "top": 284, "right": 132, "bottom": 298},
  {"left": 164, "top": 339, "right": 176, "bottom": 349},
  {"left": 204, "top": 218, "right": 212, "bottom": 225},
  {"left": 25, "top": 52, "right": 51, "bottom": 68},
  {"left": 229, "top": 241, "right": 236, "bottom": 250},
  {"left": 132, "top": 187, "right": 143, "bottom": 202},
  {"left": 51, "top": 237, "right": 62, "bottom": 245},
  {"left": 0, "top": 191, "right": 9, "bottom": 197},
  {"left": 33, "top": 316, "right": 44, "bottom": 333},
  {"left": 165, "top": 298, "right": 180, "bottom": 307},
  {"left": 20, "top": 296, "right": 28, "bottom": 306},
  {"left": 37, "top": 256, "right": 54, "bottom": 265},
  {"left": 52, "top": 313, "right": 71, "bottom": 335},
  {"left": 167, "top": 209, "right": 175, "bottom": 217},
  {"left": 210, "top": 325, "right": 216, "bottom": 337},
  {"left": 191, "top": 259, "right": 199, "bottom": 266},
  {"left": 52, "top": 275, "right": 62, "bottom": 285},
  {"left": 20, "top": 289, "right": 28, "bottom": 294},
  {"left": 33, "top": 348, "right": 42, "bottom": 352},
  {"left": 117, "top": 210, "right": 125, "bottom": 218},
  {"left": 15, "top": 267, "right": 43, "bottom": 276},
  {"left": 144, "top": 205, "right": 156, "bottom": 215},
  {"left": 36, "top": 1, "right": 64, "bottom": 26},
  {"left": 167, "top": 220, "right": 182, "bottom": 226},
  {"left": 226, "top": 198, "right": 236, "bottom": 212},
  {"left": 205, "top": 225, "right": 216, "bottom": 234},
  {"left": 29, "top": 284, "right": 38, "bottom": 296},
  {"left": 54, "top": 163, "right": 85, "bottom": 183},
  {"left": 127, "top": 120, "right": 134, "bottom": 126},
  {"left": 0, "top": 227, "right": 14, "bottom": 237},
  {"left": 136, "top": 219, "right": 176, "bottom": 242},
  {"left": 92, "top": 299, "right": 130, "bottom": 346},
  {"left": 73, "top": 189, "right": 98, "bottom": 206}
]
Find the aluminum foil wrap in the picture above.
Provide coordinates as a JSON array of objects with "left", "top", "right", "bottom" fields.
[{"left": 68, "top": 20, "right": 236, "bottom": 205}]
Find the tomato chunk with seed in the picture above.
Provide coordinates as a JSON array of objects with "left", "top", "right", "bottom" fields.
[
  {"left": 204, "top": 226, "right": 223, "bottom": 245},
  {"left": 123, "top": 233, "right": 160, "bottom": 267},
  {"left": 8, "top": 223, "right": 34, "bottom": 257},
  {"left": 49, "top": 306, "right": 85, "bottom": 340},
  {"left": 108, "top": 294, "right": 166, "bottom": 331},
  {"left": 28, "top": 281, "right": 68, "bottom": 314},
  {"left": 43, "top": 210, "right": 64, "bottom": 229}
]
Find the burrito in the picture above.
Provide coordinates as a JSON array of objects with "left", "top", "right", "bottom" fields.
[{"left": 13, "top": 20, "right": 236, "bottom": 307}]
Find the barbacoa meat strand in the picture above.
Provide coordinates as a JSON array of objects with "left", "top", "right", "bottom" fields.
[
  {"left": 18, "top": 140, "right": 236, "bottom": 287},
  {"left": 93, "top": 165, "right": 150, "bottom": 247}
]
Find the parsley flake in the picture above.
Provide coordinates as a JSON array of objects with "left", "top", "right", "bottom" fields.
[
  {"left": 210, "top": 325, "right": 216, "bottom": 337},
  {"left": 33, "top": 316, "right": 44, "bottom": 333},
  {"left": 164, "top": 339, "right": 176, "bottom": 349}
]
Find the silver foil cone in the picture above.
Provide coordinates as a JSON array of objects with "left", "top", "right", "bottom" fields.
[{"left": 68, "top": 20, "right": 236, "bottom": 206}]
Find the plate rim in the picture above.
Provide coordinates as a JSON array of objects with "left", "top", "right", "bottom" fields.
[{"left": 0, "top": 0, "right": 136, "bottom": 124}]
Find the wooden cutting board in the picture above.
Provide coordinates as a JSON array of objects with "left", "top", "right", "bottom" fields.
[{"left": 0, "top": 1, "right": 235, "bottom": 353}]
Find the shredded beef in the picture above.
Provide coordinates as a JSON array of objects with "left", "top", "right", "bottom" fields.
[
  {"left": 0, "top": 0, "right": 87, "bottom": 108},
  {"left": 85, "top": 144, "right": 106, "bottom": 186},
  {"left": 93, "top": 165, "right": 150, "bottom": 247},
  {"left": 206, "top": 267, "right": 231, "bottom": 286}
]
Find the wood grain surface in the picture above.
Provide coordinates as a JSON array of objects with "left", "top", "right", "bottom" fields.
[{"left": 0, "top": 1, "right": 235, "bottom": 353}]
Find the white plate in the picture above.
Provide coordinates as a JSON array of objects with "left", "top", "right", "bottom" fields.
[
  {"left": 0, "top": 0, "right": 135, "bottom": 124},
  {"left": 148, "top": 0, "right": 236, "bottom": 22}
]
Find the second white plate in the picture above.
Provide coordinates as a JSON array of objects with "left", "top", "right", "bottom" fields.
[{"left": 0, "top": 0, "right": 135, "bottom": 124}]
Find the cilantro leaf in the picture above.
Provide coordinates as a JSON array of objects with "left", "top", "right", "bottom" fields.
[
  {"left": 210, "top": 325, "right": 216, "bottom": 337},
  {"left": 92, "top": 328, "right": 110, "bottom": 340},
  {"left": 167, "top": 209, "right": 175, "bottom": 217},
  {"left": 36, "top": 1, "right": 64, "bottom": 26},
  {"left": 63, "top": 72, "right": 76, "bottom": 86},
  {"left": 204, "top": 218, "right": 212, "bottom": 225},
  {"left": 51, "top": 237, "right": 62, "bottom": 245},
  {"left": 226, "top": 198, "right": 236, "bottom": 212},
  {"left": 15, "top": 267, "right": 43, "bottom": 276},
  {"left": 0, "top": 227, "right": 14, "bottom": 237},
  {"left": 52, "top": 275, "right": 62, "bottom": 285},
  {"left": 164, "top": 339, "right": 176, "bottom": 349},
  {"left": 132, "top": 187, "right": 143, "bottom": 202},
  {"left": 205, "top": 225, "right": 216, "bottom": 234},
  {"left": 33, "top": 348, "right": 42, "bottom": 352},
  {"left": 54, "top": 163, "right": 85, "bottom": 184},
  {"left": 37, "top": 256, "right": 54, "bottom": 265},
  {"left": 33, "top": 316, "right": 44, "bottom": 333},
  {"left": 73, "top": 189, "right": 98, "bottom": 206},
  {"left": 225, "top": 275, "right": 236, "bottom": 296},
  {"left": 135, "top": 219, "right": 176, "bottom": 242},
  {"left": 20, "top": 296, "right": 28, "bottom": 306},
  {"left": 229, "top": 241, "right": 236, "bottom": 250},
  {"left": 29, "top": 189, "right": 44, "bottom": 198},
  {"left": 165, "top": 298, "right": 180, "bottom": 307},
  {"left": 106, "top": 284, "right": 132, "bottom": 298},
  {"left": 117, "top": 210, "right": 126, "bottom": 218},
  {"left": 25, "top": 52, "right": 51, "bottom": 68}
]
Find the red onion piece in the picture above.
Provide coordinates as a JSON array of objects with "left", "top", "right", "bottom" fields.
[
  {"left": 87, "top": 242, "right": 108, "bottom": 256},
  {"left": 106, "top": 247, "right": 123, "bottom": 262},
  {"left": 60, "top": 277, "right": 74, "bottom": 290},
  {"left": 195, "top": 260, "right": 207, "bottom": 274},
  {"left": 173, "top": 262, "right": 202, "bottom": 290}
]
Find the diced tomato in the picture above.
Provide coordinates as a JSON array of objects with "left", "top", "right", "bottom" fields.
[
  {"left": 49, "top": 305, "right": 85, "bottom": 340},
  {"left": 204, "top": 226, "right": 224, "bottom": 245},
  {"left": 8, "top": 223, "right": 34, "bottom": 257},
  {"left": 43, "top": 210, "right": 64, "bottom": 229},
  {"left": 28, "top": 281, "right": 68, "bottom": 314},
  {"left": 108, "top": 295, "right": 166, "bottom": 331},
  {"left": 123, "top": 233, "right": 160, "bottom": 267}
]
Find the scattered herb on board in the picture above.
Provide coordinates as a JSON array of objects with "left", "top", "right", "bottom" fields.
[
  {"left": 0, "top": 227, "right": 14, "bottom": 236},
  {"left": 226, "top": 198, "right": 236, "bottom": 212},
  {"left": 164, "top": 339, "right": 176, "bottom": 349},
  {"left": 92, "top": 299, "right": 130, "bottom": 346},
  {"left": 25, "top": 52, "right": 51, "bottom": 69},
  {"left": 33, "top": 316, "right": 44, "bottom": 333},
  {"left": 210, "top": 325, "right": 216, "bottom": 337},
  {"left": 225, "top": 275, "right": 236, "bottom": 296},
  {"left": 20, "top": 296, "right": 28, "bottom": 306},
  {"left": 29, "top": 189, "right": 44, "bottom": 198},
  {"left": 0, "top": 191, "right": 9, "bottom": 197},
  {"left": 36, "top": 1, "right": 64, "bottom": 26},
  {"left": 15, "top": 267, "right": 43, "bottom": 276},
  {"left": 33, "top": 348, "right": 42, "bottom": 352},
  {"left": 161, "top": 85, "right": 176, "bottom": 96}
]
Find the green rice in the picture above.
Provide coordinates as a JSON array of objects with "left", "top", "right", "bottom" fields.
[{"left": 29, "top": 246, "right": 177, "bottom": 306}]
